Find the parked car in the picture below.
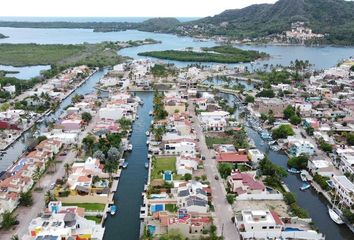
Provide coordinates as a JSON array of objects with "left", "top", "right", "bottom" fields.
[
  {"left": 50, "top": 183, "right": 56, "bottom": 190},
  {"left": 214, "top": 175, "right": 219, "bottom": 180},
  {"left": 201, "top": 156, "right": 206, "bottom": 160}
]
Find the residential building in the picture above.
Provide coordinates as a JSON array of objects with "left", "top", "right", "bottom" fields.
[
  {"left": 227, "top": 170, "right": 265, "bottom": 195},
  {"left": 332, "top": 175, "right": 354, "bottom": 208}
]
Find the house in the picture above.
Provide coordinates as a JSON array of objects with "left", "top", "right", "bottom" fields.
[
  {"left": 307, "top": 159, "right": 335, "bottom": 177},
  {"left": 27, "top": 201, "right": 105, "bottom": 240},
  {"left": 287, "top": 137, "right": 315, "bottom": 157},
  {"left": 247, "top": 149, "right": 265, "bottom": 164},
  {"left": 176, "top": 154, "right": 200, "bottom": 175},
  {"left": 164, "top": 139, "right": 197, "bottom": 155},
  {"left": 60, "top": 119, "right": 82, "bottom": 132},
  {"left": 198, "top": 111, "right": 230, "bottom": 132},
  {"left": 36, "top": 139, "right": 62, "bottom": 155},
  {"left": 216, "top": 152, "right": 249, "bottom": 164},
  {"left": 227, "top": 170, "right": 265, "bottom": 195},
  {"left": 332, "top": 175, "right": 354, "bottom": 208},
  {"left": 175, "top": 181, "right": 209, "bottom": 213}
]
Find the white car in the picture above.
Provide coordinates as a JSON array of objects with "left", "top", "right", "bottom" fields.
[{"left": 50, "top": 183, "right": 56, "bottom": 190}]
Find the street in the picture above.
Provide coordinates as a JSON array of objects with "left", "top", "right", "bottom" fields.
[{"left": 189, "top": 101, "right": 240, "bottom": 240}]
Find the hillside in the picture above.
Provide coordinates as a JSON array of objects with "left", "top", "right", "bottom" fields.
[{"left": 179, "top": 0, "right": 354, "bottom": 44}]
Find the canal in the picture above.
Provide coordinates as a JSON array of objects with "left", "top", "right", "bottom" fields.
[
  {"left": 0, "top": 69, "right": 107, "bottom": 172},
  {"left": 103, "top": 92, "right": 153, "bottom": 240},
  {"left": 219, "top": 92, "right": 354, "bottom": 240}
]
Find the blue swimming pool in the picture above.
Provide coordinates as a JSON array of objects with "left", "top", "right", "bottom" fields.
[
  {"left": 284, "top": 227, "right": 302, "bottom": 232},
  {"left": 147, "top": 225, "right": 156, "bottom": 235}
]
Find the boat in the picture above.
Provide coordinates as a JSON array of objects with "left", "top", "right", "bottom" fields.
[
  {"left": 300, "top": 170, "right": 308, "bottom": 182},
  {"left": 123, "top": 162, "right": 128, "bottom": 169},
  {"left": 128, "top": 144, "right": 133, "bottom": 151},
  {"left": 145, "top": 131, "right": 150, "bottom": 136},
  {"left": 300, "top": 183, "right": 310, "bottom": 191},
  {"left": 287, "top": 168, "right": 300, "bottom": 174},
  {"left": 149, "top": 110, "right": 153, "bottom": 116},
  {"left": 110, "top": 205, "right": 117, "bottom": 215},
  {"left": 146, "top": 140, "right": 150, "bottom": 145},
  {"left": 145, "top": 162, "right": 149, "bottom": 169},
  {"left": 328, "top": 206, "right": 344, "bottom": 224}
]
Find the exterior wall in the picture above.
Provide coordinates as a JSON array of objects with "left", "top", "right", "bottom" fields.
[{"left": 99, "top": 108, "right": 125, "bottom": 120}]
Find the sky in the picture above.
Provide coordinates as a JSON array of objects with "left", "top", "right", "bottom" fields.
[{"left": 0, "top": 0, "right": 277, "bottom": 18}]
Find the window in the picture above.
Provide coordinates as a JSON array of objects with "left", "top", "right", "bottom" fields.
[
  {"left": 262, "top": 226, "right": 267, "bottom": 229},
  {"left": 269, "top": 226, "right": 274, "bottom": 229}
]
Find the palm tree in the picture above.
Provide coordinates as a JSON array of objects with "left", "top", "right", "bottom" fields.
[
  {"left": 73, "top": 144, "right": 82, "bottom": 157},
  {"left": 64, "top": 163, "right": 72, "bottom": 178},
  {"left": 44, "top": 190, "right": 57, "bottom": 205},
  {"left": 46, "top": 156, "right": 56, "bottom": 173},
  {"left": 32, "top": 166, "right": 42, "bottom": 188},
  {"left": 11, "top": 235, "right": 19, "bottom": 240},
  {"left": 1, "top": 211, "right": 16, "bottom": 230}
]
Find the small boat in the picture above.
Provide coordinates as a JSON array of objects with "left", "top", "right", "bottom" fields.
[
  {"left": 287, "top": 168, "right": 300, "bottom": 174},
  {"left": 300, "top": 170, "right": 308, "bottom": 182},
  {"left": 145, "top": 131, "right": 150, "bottom": 136},
  {"left": 110, "top": 205, "right": 117, "bottom": 215},
  {"left": 123, "top": 162, "right": 128, "bottom": 169},
  {"left": 146, "top": 140, "right": 150, "bottom": 145},
  {"left": 149, "top": 111, "right": 153, "bottom": 116},
  {"left": 145, "top": 162, "right": 149, "bottom": 169},
  {"left": 300, "top": 183, "right": 310, "bottom": 191},
  {"left": 139, "top": 100, "right": 144, "bottom": 105},
  {"left": 128, "top": 144, "right": 133, "bottom": 151},
  {"left": 328, "top": 206, "right": 344, "bottom": 224}
]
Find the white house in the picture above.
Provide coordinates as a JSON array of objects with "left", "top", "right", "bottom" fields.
[
  {"left": 176, "top": 154, "right": 199, "bottom": 175},
  {"left": 164, "top": 139, "right": 196, "bottom": 155},
  {"left": 199, "top": 111, "right": 230, "bottom": 132},
  {"left": 248, "top": 149, "right": 265, "bottom": 164},
  {"left": 332, "top": 175, "right": 354, "bottom": 208},
  {"left": 99, "top": 107, "right": 126, "bottom": 121},
  {"left": 176, "top": 181, "right": 209, "bottom": 213},
  {"left": 288, "top": 137, "right": 315, "bottom": 156}
]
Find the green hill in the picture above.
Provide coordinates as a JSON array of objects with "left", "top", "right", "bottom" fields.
[{"left": 179, "top": 0, "right": 354, "bottom": 44}]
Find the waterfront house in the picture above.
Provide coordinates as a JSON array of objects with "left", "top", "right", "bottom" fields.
[
  {"left": 27, "top": 201, "right": 104, "bottom": 240},
  {"left": 307, "top": 159, "right": 335, "bottom": 177},
  {"left": 287, "top": 136, "right": 315, "bottom": 157},
  {"left": 247, "top": 149, "right": 265, "bottom": 165},
  {"left": 332, "top": 175, "right": 354, "bottom": 208},
  {"left": 252, "top": 98, "right": 289, "bottom": 118},
  {"left": 163, "top": 139, "right": 197, "bottom": 156},
  {"left": 175, "top": 181, "right": 209, "bottom": 213},
  {"left": 60, "top": 119, "right": 83, "bottom": 132},
  {"left": 227, "top": 170, "right": 265, "bottom": 195}
]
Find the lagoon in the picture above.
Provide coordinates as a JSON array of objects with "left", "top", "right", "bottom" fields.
[{"left": 0, "top": 64, "right": 50, "bottom": 79}]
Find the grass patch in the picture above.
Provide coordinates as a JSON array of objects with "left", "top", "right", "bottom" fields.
[
  {"left": 205, "top": 136, "right": 232, "bottom": 148},
  {"left": 0, "top": 42, "right": 124, "bottom": 67},
  {"left": 165, "top": 204, "right": 178, "bottom": 213},
  {"left": 151, "top": 157, "right": 180, "bottom": 180},
  {"left": 84, "top": 215, "right": 102, "bottom": 224},
  {"left": 62, "top": 203, "right": 105, "bottom": 212}
]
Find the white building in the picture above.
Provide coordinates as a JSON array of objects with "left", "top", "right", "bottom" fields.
[
  {"left": 175, "top": 181, "right": 209, "bottom": 213},
  {"left": 164, "top": 139, "right": 196, "bottom": 155},
  {"left": 332, "top": 175, "right": 354, "bottom": 208},
  {"left": 176, "top": 154, "right": 199, "bottom": 175},
  {"left": 288, "top": 137, "right": 315, "bottom": 157},
  {"left": 198, "top": 111, "right": 230, "bottom": 132},
  {"left": 99, "top": 107, "right": 126, "bottom": 121},
  {"left": 248, "top": 149, "right": 265, "bottom": 164}
]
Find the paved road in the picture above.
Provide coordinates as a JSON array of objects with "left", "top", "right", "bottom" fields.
[
  {"left": 0, "top": 115, "right": 99, "bottom": 239},
  {"left": 189, "top": 101, "right": 240, "bottom": 240}
]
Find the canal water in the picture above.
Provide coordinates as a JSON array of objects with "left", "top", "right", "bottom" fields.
[
  {"left": 103, "top": 92, "right": 153, "bottom": 240},
  {"left": 0, "top": 69, "right": 107, "bottom": 172}
]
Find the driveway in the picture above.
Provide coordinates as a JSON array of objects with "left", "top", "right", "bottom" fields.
[{"left": 189, "top": 101, "right": 240, "bottom": 240}]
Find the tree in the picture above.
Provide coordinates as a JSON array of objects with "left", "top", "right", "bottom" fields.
[
  {"left": 306, "top": 126, "right": 314, "bottom": 136},
  {"left": 226, "top": 194, "right": 235, "bottom": 204},
  {"left": 118, "top": 118, "right": 132, "bottom": 131},
  {"left": 201, "top": 174, "right": 207, "bottom": 181},
  {"left": 32, "top": 165, "right": 42, "bottom": 188},
  {"left": 36, "top": 135, "right": 47, "bottom": 144},
  {"left": 217, "top": 163, "right": 233, "bottom": 179},
  {"left": 46, "top": 156, "right": 56, "bottom": 173},
  {"left": 44, "top": 190, "right": 57, "bottom": 205},
  {"left": 107, "top": 147, "right": 120, "bottom": 162},
  {"left": 245, "top": 95, "right": 255, "bottom": 103},
  {"left": 290, "top": 115, "right": 301, "bottom": 125},
  {"left": 255, "top": 89, "right": 275, "bottom": 98},
  {"left": 1, "top": 211, "right": 16, "bottom": 229},
  {"left": 82, "top": 135, "right": 96, "bottom": 155},
  {"left": 93, "top": 150, "right": 106, "bottom": 162},
  {"left": 183, "top": 173, "right": 192, "bottom": 181},
  {"left": 11, "top": 235, "right": 19, "bottom": 240},
  {"left": 319, "top": 141, "right": 333, "bottom": 153},
  {"left": 159, "top": 230, "right": 185, "bottom": 240},
  {"left": 287, "top": 154, "right": 309, "bottom": 170},
  {"left": 283, "top": 192, "right": 296, "bottom": 205},
  {"left": 283, "top": 105, "right": 295, "bottom": 119},
  {"left": 19, "top": 191, "right": 33, "bottom": 206},
  {"left": 347, "top": 133, "right": 354, "bottom": 146},
  {"left": 343, "top": 208, "right": 354, "bottom": 224},
  {"left": 64, "top": 163, "right": 72, "bottom": 178},
  {"left": 272, "top": 124, "right": 294, "bottom": 139},
  {"left": 152, "top": 126, "right": 166, "bottom": 141},
  {"left": 81, "top": 112, "right": 92, "bottom": 123}
]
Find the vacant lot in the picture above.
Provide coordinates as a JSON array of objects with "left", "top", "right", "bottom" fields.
[
  {"left": 62, "top": 202, "right": 106, "bottom": 212},
  {"left": 151, "top": 156, "right": 177, "bottom": 180}
]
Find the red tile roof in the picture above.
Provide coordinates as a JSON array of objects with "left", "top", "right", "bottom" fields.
[{"left": 216, "top": 152, "right": 248, "bottom": 163}]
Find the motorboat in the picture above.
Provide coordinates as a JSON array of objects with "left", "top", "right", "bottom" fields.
[
  {"left": 149, "top": 111, "right": 153, "bottom": 116},
  {"left": 300, "top": 170, "right": 308, "bottom": 182},
  {"left": 328, "top": 206, "right": 344, "bottom": 224},
  {"left": 145, "top": 162, "right": 149, "bottom": 169},
  {"left": 287, "top": 168, "right": 300, "bottom": 174},
  {"left": 128, "top": 144, "right": 133, "bottom": 151},
  {"left": 300, "top": 183, "right": 310, "bottom": 191},
  {"left": 123, "top": 162, "right": 128, "bottom": 169},
  {"left": 110, "top": 205, "right": 117, "bottom": 215},
  {"left": 145, "top": 131, "right": 150, "bottom": 136}
]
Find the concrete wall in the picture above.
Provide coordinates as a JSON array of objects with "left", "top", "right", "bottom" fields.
[{"left": 236, "top": 193, "right": 283, "bottom": 201}]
